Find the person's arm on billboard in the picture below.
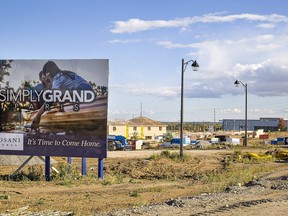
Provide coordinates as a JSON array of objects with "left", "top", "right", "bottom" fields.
[{"left": 31, "top": 103, "right": 45, "bottom": 128}]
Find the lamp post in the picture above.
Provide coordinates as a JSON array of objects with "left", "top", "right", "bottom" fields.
[
  {"left": 180, "top": 59, "right": 199, "bottom": 157},
  {"left": 234, "top": 80, "right": 248, "bottom": 147}
]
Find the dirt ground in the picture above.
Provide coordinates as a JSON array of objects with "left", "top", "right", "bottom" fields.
[
  {"left": 98, "top": 167, "right": 288, "bottom": 216},
  {"left": 0, "top": 147, "right": 288, "bottom": 215}
]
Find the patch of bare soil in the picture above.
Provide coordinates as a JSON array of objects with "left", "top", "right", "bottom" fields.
[
  {"left": 97, "top": 167, "right": 288, "bottom": 216},
  {"left": 0, "top": 148, "right": 288, "bottom": 215}
]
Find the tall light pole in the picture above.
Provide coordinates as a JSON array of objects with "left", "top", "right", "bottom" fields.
[
  {"left": 180, "top": 59, "right": 199, "bottom": 157},
  {"left": 234, "top": 80, "right": 248, "bottom": 147}
]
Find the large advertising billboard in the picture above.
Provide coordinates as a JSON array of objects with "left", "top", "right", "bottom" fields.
[{"left": 0, "top": 59, "right": 108, "bottom": 158}]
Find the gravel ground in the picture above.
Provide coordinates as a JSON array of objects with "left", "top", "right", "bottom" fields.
[{"left": 96, "top": 169, "right": 288, "bottom": 216}]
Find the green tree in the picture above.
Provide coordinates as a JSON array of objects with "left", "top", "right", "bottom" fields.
[
  {"left": 0, "top": 60, "right": 12, "bottom": 85},
  {"left": 88, "top": 81, "right": 108, "bottom": 96},
  {"left": 214, "top": 123, "right": 222, "bottom": 131},
  {"left": 165, "top": 132, "right": 173, "bottom": 141},
  {"left": 131, "top": 132, "right": 139, "bottom": 140},
  {"left": 278, "top": 118, "right": 286, "bottom": 131}
]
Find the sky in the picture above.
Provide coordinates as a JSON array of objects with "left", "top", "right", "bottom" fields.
[{"left": 1, "top": 0, "right": 288, "bottom": 123}]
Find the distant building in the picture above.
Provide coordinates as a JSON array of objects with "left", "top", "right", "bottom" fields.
[
  {"left": 108, "top": 116, "right": 167, "bottom": 140},
  {"left": 222, "top": 117, "right": 287, "bottom": 132}
]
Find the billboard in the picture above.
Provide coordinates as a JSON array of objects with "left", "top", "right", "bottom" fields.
[{"left": 0, "top": 59, "right": 108, "bottom": 158}]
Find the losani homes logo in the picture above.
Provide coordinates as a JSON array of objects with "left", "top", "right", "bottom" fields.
[{"left": 0, "top": 133, "right": 24, "bottom": 151}]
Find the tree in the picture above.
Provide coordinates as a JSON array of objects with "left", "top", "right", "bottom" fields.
[
  {"left": 0, "top": 60, "right": 12, "bottom": 85},
  {"left": 0, "top": 60, "right": 13, "bottom": 131},
  {"left": 0, "top": 60, "right": 13, "bottom": 111},
  {"left": 278, "top": 118, "right": 286, "bottom": 131},
  {"left": 131, "top": 131, "right": 139, "bottom": 140},
  {"left": 165, "top": 132, "right": 173, "bottom": 141},
  {"left": 88, "top": 81, "right": 108, "bottom": 96},
  {"left": 214, "top": 123, "right": 222, "bottom": 131}
]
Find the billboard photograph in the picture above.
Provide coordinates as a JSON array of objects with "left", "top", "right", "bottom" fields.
[{"left": 0, "top": 59, "right": 108, "bottom": 158}]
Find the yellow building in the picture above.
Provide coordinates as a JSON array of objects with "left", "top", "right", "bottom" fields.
[{"left": 108, "top": 116, "right": 167, "bottom": 140}]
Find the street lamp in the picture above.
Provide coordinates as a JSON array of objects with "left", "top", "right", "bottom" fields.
[
  {"left": 234, "top": 79, "right": 248, "bottom": 147},
  {"left": 180, "top": 59, "right": 199, "bottom": 157}
]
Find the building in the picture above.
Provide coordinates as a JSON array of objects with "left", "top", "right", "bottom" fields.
[
  {"left": 222, "top": 117, "right": 287, "bottom": 132},
  {"left": 108, "top": 116, "right": 167, "bottom": 140}
]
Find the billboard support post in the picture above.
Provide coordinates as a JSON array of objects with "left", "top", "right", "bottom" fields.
[
  {"left": 45, "top": 156, "right": 51, "bottom": 181},
  {"left": 67, "top": 157, "right": 72, "bottom": 173},
  {"left": 98, "top": 158, "right": 104, "bottom": 179},
  {"left": 81, "top": 157, "right": 87, "bottom": 176},
  {"left": 68, "top": 157, "right": 72, "bottom": 164}
]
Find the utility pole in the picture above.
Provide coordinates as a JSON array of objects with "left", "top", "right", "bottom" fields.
[{"left": 214, "top": 108, "right": 216, "bottom": 132}]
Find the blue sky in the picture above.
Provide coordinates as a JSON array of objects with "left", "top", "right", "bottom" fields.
[{"left": 1, "top": 0, "right": 288, "bottom": 122}]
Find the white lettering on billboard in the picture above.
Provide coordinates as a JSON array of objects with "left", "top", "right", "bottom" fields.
[{"left": 0, "top": 133, "right": 24, "bottom": 151}]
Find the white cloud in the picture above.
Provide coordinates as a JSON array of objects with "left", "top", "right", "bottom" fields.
[
  {"left": 110, "top": 82, "right": 179, "bottom": 98},
  {"left": 199, "top": 13, "right": 288, "bottom": 23},
  {"left": 156, "top": 41, "right": 189, "bottom": 49},
  {"left": 156, "top": 33, "right": 288, "bottom": 99},
  {"left": 157, "top": 33, "right": 285, "bottom": 73},
  {"left": 111, "top": 18, "right": 191, "bottom": 33},
  {"left": 110, "top": 13, "right": 288, "bottom": 101},
  {"left": 257, "top": 23, "right": 276, "bottom": 28},
  {"left": 111, "top": 39, "right": 288, "bottom": 100},
  {"left": 108, "top": 39, "right": 141, "bottom": 44},
  {"left": 144, "top": 110, "right": 155, "bottom": 115},
  {"left": 250, "top": 108, "right": 276, "bottom": 114},
  {"left": 218, "top": 108, "right": 242, "bottom": 114},
  {"left": 111, "top": 13, "right": 288, "bottom": 33}
]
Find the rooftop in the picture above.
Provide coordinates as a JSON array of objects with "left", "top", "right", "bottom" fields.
[{"left": 109, "top": 116, "right": 166, "bottom": 126}]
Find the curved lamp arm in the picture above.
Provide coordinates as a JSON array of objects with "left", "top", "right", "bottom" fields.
[{"left": 183, "top": 59, "right": 199, "bottom": 72}]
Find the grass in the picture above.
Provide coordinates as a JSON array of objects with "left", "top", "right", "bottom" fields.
[
  {"left": 0, "top": 195, "right": 10, "bottom": 199},
  {"left": 3, "top": 149, "right": 277, "bottom": 184},
  {"left": 101, "top": 172, "right": 125, "bottom": 185},
  {"left": 129, "top": 186, "right": 164, "bottom": 198},
  {"left": 150, "top": 150, "right": 192, "bottom": 162}
]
